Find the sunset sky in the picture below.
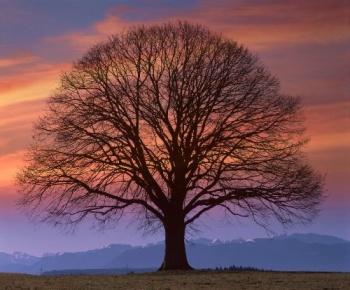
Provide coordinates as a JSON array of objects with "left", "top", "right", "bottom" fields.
[{"left": 0, "top": 0, "right": 349, "bottom": 256}]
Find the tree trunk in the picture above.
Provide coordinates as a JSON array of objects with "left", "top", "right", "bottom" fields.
[{"left": 159, "top": 218, "right": 193, "bottom": 270}]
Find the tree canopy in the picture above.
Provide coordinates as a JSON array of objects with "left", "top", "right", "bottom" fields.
[{"left": 17, "top": 22, "right": 323, "bottom": 270}]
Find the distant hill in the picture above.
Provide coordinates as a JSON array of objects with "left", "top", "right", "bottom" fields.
[
  {"left": 274, "top": 233, "right": 349, "bottom": 245},
  {"left": 0, "top": 233, "right": 349, "bottom": 274},
  {"left": 0, "top": 252, "right": 39, "bottom": 273},
  {"left": 31, "top": 244, "right": 131, "bottom": 273}
]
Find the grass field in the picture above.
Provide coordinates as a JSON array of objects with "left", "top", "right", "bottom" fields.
[{"left": 1, "top": 271, "right": 350, "bottom": 290}]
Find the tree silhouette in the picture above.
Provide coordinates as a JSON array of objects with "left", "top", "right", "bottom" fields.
[{"left": 17, "top": 22, "right": 323, "bottom": 270}]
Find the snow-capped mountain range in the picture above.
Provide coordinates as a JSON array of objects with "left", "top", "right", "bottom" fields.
[{"left": 0, "top": 233, "right": 349, "bottom": 274}]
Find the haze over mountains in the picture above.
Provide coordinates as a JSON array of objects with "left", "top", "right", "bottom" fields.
[{"left": 1, "top": 233, "right": 349, "bottom": 274}]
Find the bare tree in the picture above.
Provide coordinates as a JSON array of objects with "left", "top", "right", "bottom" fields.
[{"left": 17, "top": 22, "right": 323, "bottom": 270}]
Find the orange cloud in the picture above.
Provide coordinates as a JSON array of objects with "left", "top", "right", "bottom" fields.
[
  {"left": 0, "top": 53, "right": 40, "bottom": 68},
  {"left": 183, "top": 0, "right": 350, "bottom": 48},
  {"left": 305, "top": 101, "right": 350, "bottom": 136},
  {"left": 44, "top": 0, "right": 350, "bottom": 55},
  {"left": 0, "top": 100, "right": 46, "bottom": 186},
  {"left": 0, "top": 59, "right": 70, "bottom": 188},
  {"left": 304, "top": 101, "right": 350, "bottom": 153},
  {"left": 44, "top": 7, "right": 135, "bottom": 52},
  {"left": 0, "top": 151, "right": 24, "bottom": 187},
  {"left": 0, "top": 99, "right": 45, "bottom": 157},
  {"left": 1, "top": 0, "right": 349, "bottom": 194},
  {"left": 0, "top": 62, "right": 70, "bottom": 107}
]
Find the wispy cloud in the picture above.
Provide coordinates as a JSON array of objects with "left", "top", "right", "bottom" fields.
[
  {"left": 44, "top": 5, "right": 138, "bottom": 52},
  {"left": 0, "top": 99, "right": 46, "bottom": 186},
  {"left": 0, "top": 53, "right": 40, "bottom": 69},
  {"left": 44, "top": 0, "right": 350, "bottom": 57},
  {"left": 0, "top": 99, "right": 45, "bottom": 155},
  {"left": 0, "top": 62, "right": 70, "bottom": 106},
  {"left": 183, "top": 0, "right": 350, "bottom": 47},
  {"left": 1, "top": 0, "right": 349, "bottom": 200}
]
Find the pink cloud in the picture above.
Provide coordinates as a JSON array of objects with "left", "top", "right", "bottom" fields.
[
  {"left": 44, "top": 0, "right": 350, "bottom": 57},
  {"left": 0, "top": 151, "right": 25, "bottom": 187},
  {"left": 44, "top": 5, "right": 138, "bottom": 52},
  {"left": 0, "top": 62, "right": 70, "bottom": 106},
  {"left": 0, "top": 53, "right": 40, "bottom": 69},
  {"left": 0, "top": 99, "right": 45, "bottom": 157},
  {"left": 183, "top": 0, "right": 350, "bottom": 47},
  {"left": 1, "top": 0, "right": 349, "bottom": 201}
]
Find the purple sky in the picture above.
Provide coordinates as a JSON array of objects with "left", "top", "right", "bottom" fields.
[{"left": 0, "top": 0, "right": 349, "bottom": 255}]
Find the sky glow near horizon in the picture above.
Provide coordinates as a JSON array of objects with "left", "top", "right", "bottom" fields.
[{"left": 0, "top": 0, "right": 349, "bottom": 255}]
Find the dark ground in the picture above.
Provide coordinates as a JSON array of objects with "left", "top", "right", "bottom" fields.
[{"left": 1, "top": 271, "right": 349, "bottom": 290}]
